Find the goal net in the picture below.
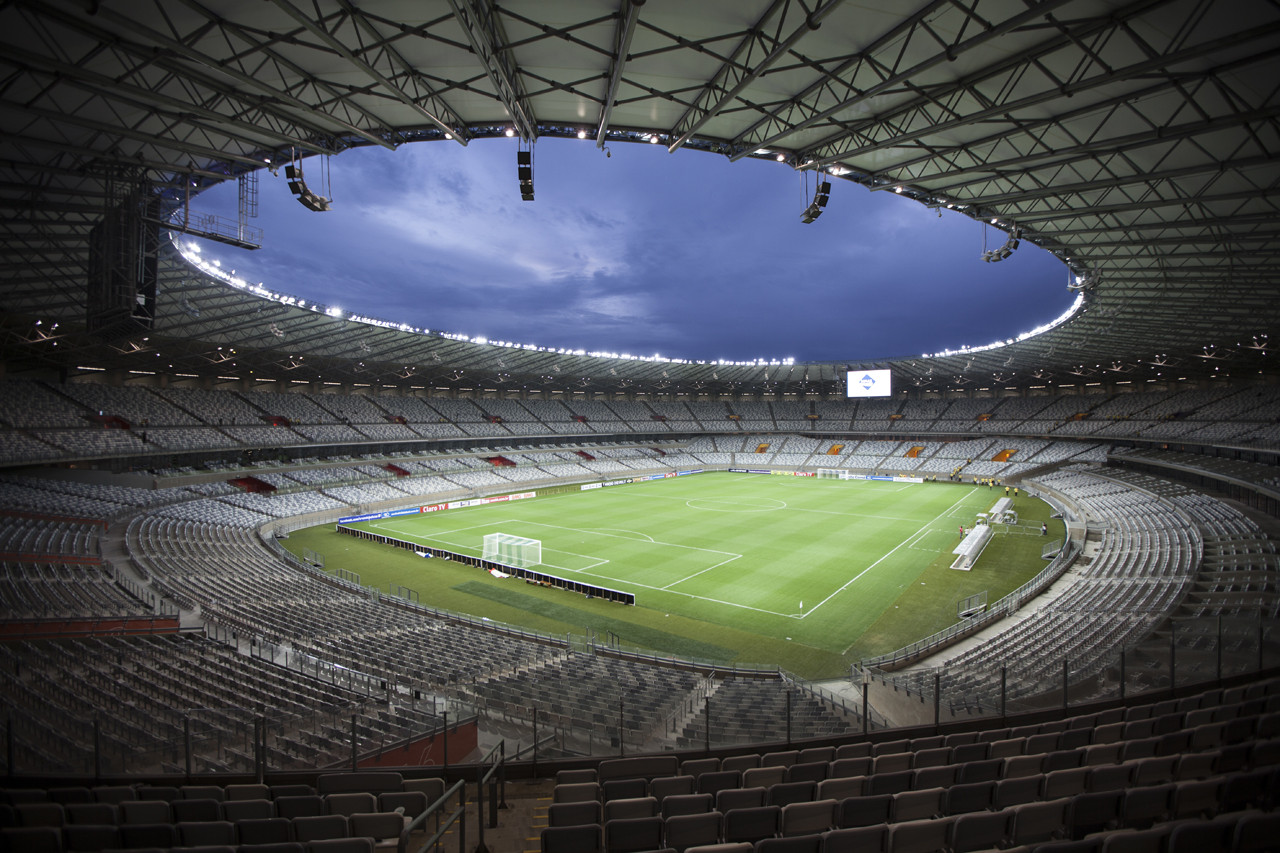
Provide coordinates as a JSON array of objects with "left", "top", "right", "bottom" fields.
[
  {"left": 482, "top": 532, "right": 542, "bottom": 568},
  {"left": 817, "top": 468, "right": 852, "bottom": 480}
]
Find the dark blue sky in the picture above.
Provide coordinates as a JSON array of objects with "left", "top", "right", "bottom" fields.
[{"left": 189, "top": 137, "right": 1075, "bottom": 364}]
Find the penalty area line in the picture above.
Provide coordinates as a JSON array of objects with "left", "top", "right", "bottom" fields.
[{"left": 798, "top": 489, "right": 976, "bottom": 622}]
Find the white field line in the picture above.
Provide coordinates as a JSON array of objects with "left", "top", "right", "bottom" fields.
[
  {"left": 611, "top": 490, "right": 921, "bottom": 524},
  {"left": 799, "top": 489, "right": 977, "bottom": 622},
  {"left": 660, "top": 553, "right": 743, "bottom": 591},
  {"left": 373, "top": 514, "right": 781, "bottom": 614}
]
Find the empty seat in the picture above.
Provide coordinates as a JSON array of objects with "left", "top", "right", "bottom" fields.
[
  {"left": 951, "top": 810, "right": 1012, "bottom": 853},
  {"left": 698, "top": 772, "right": 743, "bottom": 798},
  {"left": 989, "top": 738, "right": 1024, "bottom": 759},
  {"left": 1, "top": 826, "right": 61, "bottom": 853},
  {"left": 90, "top": 786, "right": 135, "bottom": 805},
  {"left": 1220, "top": 768, "right": 1273, "bottom": 812},
  {"left": 662, "top": 794, "right": 714, "bottom": 819},
  {"left": 136, "top": 778, "right": 181, "bottom": 799},
  {"left": 815, "top": 777, "right": 863, "bottom": 802},
  {"left": 293, "top": 814, "right": 349, "bottom": 842},
  {"left": 549, "top": 801, "right": 602, "bottom": 827},
  {"left": 944, "top": 782, "right": 994, "bottom": 815},
  {"left": 742, "top": 767, "right": 786, "bottom": 789},
  {"left": 1003, "top": 755, "right": 1044, "bottom": 779},
  {"left": 1042, "top": 767, "right": 1090, "bottom": 799},
  {"left": 349, "top": 811, "right": 405, "bottom": 847},
  {"left": 226, "top": 783, "right": 272, "bottom": 802},
  {"left": 46, "top": 789, "right": 90, "bottom": 806},
  {"left": 556, "top": 769, "right": 598, "bottom": 785},
  {"left": 888, "top": 816, "right": 953, "bottom": 853},
  {"left": 781, "top": 762, "right": 825, "bottom": 785},
  {"left": 722, "top": 755, "right": 760, "bottom": 773},
  {"left": 867, "top": 770, "right": 912, "bottom": 796},
  {"left": 1082, "top": 744, "right": 1122, "bottom": 766},
  {"left": 308, "top": 839, "right": 375, "bottom": 853},
  {"left": 1010, "top": 798, "right": 1070, "bottom": 846},
  {"left": 1232, "top": 811, "right": 1280, "bottom": 852},
  {"left": 62, "top": 823, "right": 120, "bottom": 852},
  {"left": 1120, "top": 783, "right": 1174, "bottom": 829},
  {"left": 911, "top": 765, "right": 958, "bottom": 790},
  {"left": 766, "top": 782, "right": 814, "bottom": 808},
  {"left": 911, "top": 748, "right": 951, "bottom": 769},
  {"left": 798, "top": 747, "right": 835, "bottom": 764},
  {"left": 827, "top": 758, "right": 871, "bottom": 780},
  {"left": 326, "top": 793, "right": 377, "bottom": 817},
  {"left": 993, "top": 776, "right": 1042, "bottom": 809},
  {"left": 236, "top": 816, "right": 293, "bottom": 845},
  {"left": 757, "top": 836, "right": 821, "bottom": 853},
  {"left": 664, "top": 811, "right": 722, "bottom": 853},
  {"left": 181, "top": 785, "right": 225, "bottom": 802},
  {"left": 64, "top": 803, "right": 115, "bottom": 826},
  {"left": 277, "top": 795, "right": 326, "bottom": 819},
  {"left": 171, "top": 797, "right": 221, "bottom": 822},
  {"left": 1043, "top": 748, "right": 1085, "bottom": 772},
  {"left": 779, "top": 799, "right": 836, "bottom": 837},
  {"left": 604, "top": 816, "right": 663, "bottom": 853},
  {"left": 118, "top": 822, "right": 177, "bottom": 849},
  {"left": 820, "top": 824, "right": 887, "bottom": 853},
  {"left": 836, "top": 793, "right": 891, "bottom": 828},
  {"left": 722, "top": 805, "right": 780, "bottom": 844},
  {"left": 1065, "top": 791, "right": 1123, "bottom": 839},
  {"left": 717, "top": 788, "right": 766, "bottom": 813},
  {"left": 602, "top": 779, "right": 647, "bottom": 803},
  {"left": 555, "top": 783, "right": 602, "bottom": 804},
  {"left": 681, "top": 758, "right": 721, "bottom": 779},
  {"left": 1086, "top": 765, "right": 1132, "bottom": 793},
  {"left": 120, "top": 800, "right": 171, "bottom": 825},
  {"left": 950, "top": 743, "right": 989, "bottom": 764},
  {"left": 872, "top": 754, "right": 911, "bottom": 775},
  {"left": 1131, "top": 755, "right": 1177, "bottom": 786},
  {"left": 957, "top": 759, "right": 1002, "bottom": 783},
  {"left": 892, "top": 788, "right": 944, "bottom": 823},
  {"left": 603, "top": 796, "right": 657, "bottom": 822},
  {"left": 1171, "top": 778, "right": 1221, "bottom": 819},
  {"left": 652, "top": 776, "right": 696, "bottom": 803},
  {"left": 761, "top": 751, "right": 799, "bottom": 768},
  {"left": 378, "top": 791, "right": 428, "bottom": 818},
  {"left": 1099, "top": 825, "right": 1170, "bottom": 853},
  {"left": 176, "top": 819, "right": 236, "bottom": 847},
  {"left": 271, "top": 784, "right": 316, "bottom": 799},
  {"left": 15, "top": 804, "right": 64, "bottom": 828},
  {"left": 834, "top": 743, "right": 871, "bottom": 759},
  {"left": 873, "top": 740, "right": 910, "bottom": 757}
]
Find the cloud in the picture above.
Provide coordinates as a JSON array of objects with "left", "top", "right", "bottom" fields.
[{"left": 189, "top": 137, "right": 1076, "bottom": 362}]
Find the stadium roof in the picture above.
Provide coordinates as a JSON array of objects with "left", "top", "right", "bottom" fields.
[{"left": 1, "top": 0, "right": 1277, "bottom": 397}]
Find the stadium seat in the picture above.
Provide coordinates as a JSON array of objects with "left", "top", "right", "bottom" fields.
[
  {"left": 549, "top": 801, "right": 602, "bottom": 827},
  {"left": 664, "top": 811, "right": 722, "bottom": 853},
  {"left": 722, "top": 805, "right": 780, "bottom": 843},
  {"left": 662, "top": 794, "right": 714, "bottom": 819},
  {"left": 604, "top": 816, "right": 663, "bottom": 853}
]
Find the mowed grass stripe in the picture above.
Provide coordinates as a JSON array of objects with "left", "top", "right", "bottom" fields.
[{"left": 294, "top": 473, "right": 1059, "bottom": 677}]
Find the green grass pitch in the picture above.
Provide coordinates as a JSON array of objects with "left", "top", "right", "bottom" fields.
[{"left": 282, "top": 472, "right": 1061, "bottom": 679}]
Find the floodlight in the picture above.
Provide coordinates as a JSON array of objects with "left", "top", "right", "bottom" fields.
[
  {"left": 801, "top": 180, "right": 831, "bottom": 224},
  {"left": 283, "top": 163, "right": 331, "bottom": 212},
  {"left": 517, "top": 149, "right": 534, "bottom": 201},
  {"left": 981, "top": 225, "right": 1021, "bottom": 262}
]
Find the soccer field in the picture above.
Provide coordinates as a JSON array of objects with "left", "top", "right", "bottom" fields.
[{"left": 287, "top": 472, "right": 1059, "bottom": 678}]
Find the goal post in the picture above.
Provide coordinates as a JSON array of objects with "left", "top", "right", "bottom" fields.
[{"left": 482, "top": 532, "right": 542, "bottom": 568}]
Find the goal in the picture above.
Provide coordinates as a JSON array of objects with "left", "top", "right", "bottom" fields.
[
  {"left": 817, "top": 468, "right": 852, "bottom": 480},
  {"left": 482, "top": 532, "right": 542, "bottom": 568}
]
